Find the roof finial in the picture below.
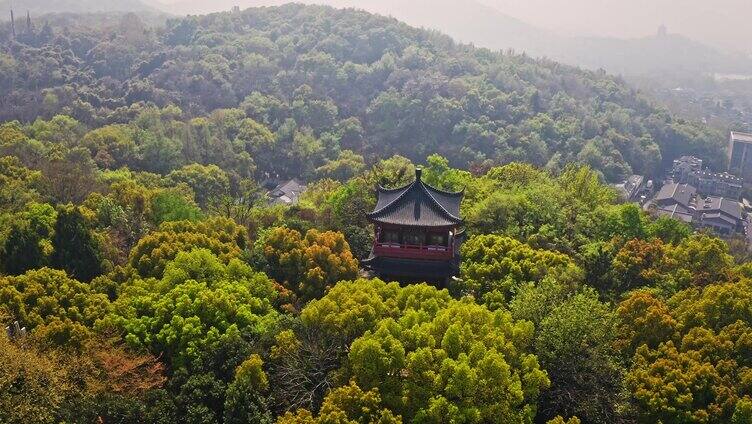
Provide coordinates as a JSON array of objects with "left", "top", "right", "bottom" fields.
[{"left": 415, "top": 167, "right": 422, "bottom": 181}]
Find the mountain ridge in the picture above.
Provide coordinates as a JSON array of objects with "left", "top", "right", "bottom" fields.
[
  {"left": 0, "top": 0, "right": 157, "bottom": 16},
  {"left": 150, "top": 0, "right": 752, "bottom": 77}
]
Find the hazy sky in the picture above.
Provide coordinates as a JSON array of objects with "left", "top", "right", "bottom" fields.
[
  {"left": 153, "top": 0, "right": 752, "bottom": 53},
  {"left": 480, "top": 0, "right": 750, "bottom": 52}
]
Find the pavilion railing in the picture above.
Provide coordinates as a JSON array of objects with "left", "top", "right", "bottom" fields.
[{"left": 373, "top": 242, "right": 454, "bottom": 259}]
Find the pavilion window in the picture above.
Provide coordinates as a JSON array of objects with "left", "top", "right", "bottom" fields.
[
  {"left": 380, "top": 229, "right": 400, "bottom": 244},
  {"left": 403, "top": 231, "right": 425, "bottom": 246},
  {"left": 428, "top": 232, "right": 448, "bottom": 247}
]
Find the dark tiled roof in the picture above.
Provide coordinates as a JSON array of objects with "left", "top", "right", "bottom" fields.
[
  {"left": 698, "top": 196, "right": 742, "bottom": 220},
  {"left": 655, "top": 204, "right": 694, "bottom": 223},
  {"left": 268, "top": 179, "right": 306, "bottom": 205},
  {"left": 367, "top": 169, "right": 463, "bottom": 227},
  {"left": 700, "top": 212, "right": 737, "bottom": 226},
  {"left": 655, "top": 183, "right": 695, "bottom": 206}
]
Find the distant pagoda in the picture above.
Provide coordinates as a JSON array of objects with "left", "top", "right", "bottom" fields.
[{"left": 362, "top": 168, "right": 464, "bottom": 285}]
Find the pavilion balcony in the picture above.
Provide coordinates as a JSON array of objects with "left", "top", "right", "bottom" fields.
[{"left": 372, "top": 241, "right": 454, "bottom": 260}]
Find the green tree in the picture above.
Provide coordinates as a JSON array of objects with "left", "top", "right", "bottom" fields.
[
  {"left": 259, "top": 227, "right": 358, "bottom": 302},
  {"left": 1, "top": 203, "right": 56, "bottom": 275},
  {"left": 82, "top": 124, "right": 137, "bottom": 169},
  {"left": 104, "top": 249, "right": 278, "bottom": 369},
  {"left": 224, "top": 354, "right": 273, "bottom": 424},
  {"left": 167, "top": 163, "right": 230, "bottom": 209},
  {"left": 315, "top": 150, "right": 366, "bottom": 181},
  {"left": 51, "top": 205, "right": 104, "bottom": 282},
  {"left": 534, "top": 289, "right": 623, "bottom": 422},
  {"left": 151, "top": 190, "right": 203, "bottom": 224},
  {"left": 278, "top": 381, "right": 402, "bottom": 424},
  {"left": 647, "top": 216, "right": 693, "bottom": 244},
  {"left": 41, "top": 147, "right": 100, "bottom": 204},
  {"left": 2, "top": 223, "right": 49, "bottom": 275},
  {"left": 128, "top": 217, "right": 247, "bottom": 278},
  {"left": 458, "top": 234, "right": 582, "bottom": 302},
  {"left": 0, "top": 268, "right": 109, "bottom": 348}
]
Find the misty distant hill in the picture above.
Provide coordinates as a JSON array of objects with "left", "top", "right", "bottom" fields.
[
  {"left": 550, "top": 33, "right": 752, "bottom": 76},
  {"left": 326, "top": 0, "right": 752, "bottom": 76},
  {"left": 0, "top": 0, "right": 156, "bottom": 16},
  {"left": 320, "top": 0, "right": 556, "bottom": 54},
  {"left": 152, "top": 0, "right": 752, "bottom": 77},
  {"left": 158, "top": 0, "right": 557, "bottom": 52}
]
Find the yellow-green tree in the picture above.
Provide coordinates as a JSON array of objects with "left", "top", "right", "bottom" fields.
[
  {"left": 104, "top": 249, "right": 278, "bottom": 369},
  {"left": 128, "top": 216, "right": 247, "bottom": 278},
  {"left": 458, "top": 234, "right": 582, "bottom": 302},
  {"left": 278, "top": 381, "right": 401, "bottom": 424},
  {"left": 0, "top": 332, "right": 71, "bottom": 424},
  {"left": 669, "top": 234, "right": 735, "bottom": 288},
  {"left": 260, "top": 227, "right": 358, "bottom": 301},
  {"left": 0, "top": 155, "right": 41, "bottom": 211},
  {"left": 269, "top": 279, "right": 454, "bottom": 414},
  {"left": 0, "top": 267, "right": 109, "bottom": 349},
  {"left": 347, "top": 299, "right": 549, "bottom": 423},
  {"left": 624, "top": 280, "right": 752, "bottom": 423}
]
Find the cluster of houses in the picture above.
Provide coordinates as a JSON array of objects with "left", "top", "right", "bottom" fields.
[{"left": 617, "top": 152, "right": 748, "bottom": 237}]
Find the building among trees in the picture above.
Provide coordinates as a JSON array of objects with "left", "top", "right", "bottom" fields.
[
  {"left": 615, "top": 174, "right": 654, "bottom": 203},
  {"left": 647, "top": 182, "right": 744, "bottom": 235},
  {"left": 363, "top": 168, "right": 464, "bottom": 284},
  {"left": 672, "top": 155, "right": 743, "bottom": 199},
  {"left": 728, "top": 130, "right": 752, "bottom": 179},
  {"left": 266, "top": 179, "right": 306, "bottom": 205}
]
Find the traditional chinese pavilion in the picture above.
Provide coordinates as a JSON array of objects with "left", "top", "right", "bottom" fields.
[{"left": 362, "top": 168, "right": 464, "bottom": 284}]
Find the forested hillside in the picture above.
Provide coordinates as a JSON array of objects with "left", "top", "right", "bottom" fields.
[
  {"left": 0, "top": 4, "right": 725, "bottom": 180},
  {"left": 2, "top": 4, "right": 752, "bottom": 424}
]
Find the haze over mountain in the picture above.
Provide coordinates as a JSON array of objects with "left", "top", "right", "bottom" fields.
[
  {"left": 149, "top": 0, "right": 752, "bottom": 77},
  {"left": 0, "top": 0, "right": 156, "bottom": 15},
  {"left": 481, "top": 0, "right": 752, "bottom": 54}
]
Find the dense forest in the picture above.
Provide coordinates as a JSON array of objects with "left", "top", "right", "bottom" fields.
[
  {"left": 1, "top": 4, "right": 752, "bottom": 424},
  {"left": 0, "top": 4, "right": 727, "bottom": 181}
]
